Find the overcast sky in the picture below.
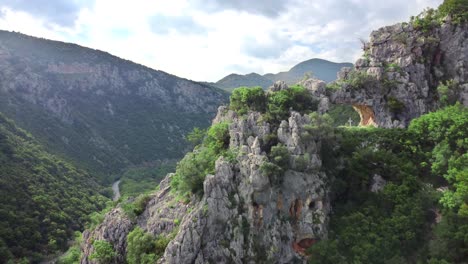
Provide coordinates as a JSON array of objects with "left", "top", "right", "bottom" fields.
[{"left": 0, "top": 0, "right": 442, "bottom": 82}]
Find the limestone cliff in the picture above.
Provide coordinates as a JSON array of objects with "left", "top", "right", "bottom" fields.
[
  {"left": 330, "top": 18, "right": 468, "bottom": 127},
  {"left": 80, "top": 90, "right": 330, "bottom": 263}
]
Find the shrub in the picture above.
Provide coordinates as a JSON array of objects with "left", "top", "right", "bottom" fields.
[
  {"left": 437, "top": 80, "right": 459, "bottom": 107},
  {"left": 58, "top": 246, "right": 80, "bottom": 264},
  {"left": 204, "top": 122, "right": 230, "bottom": 154},
  {"left": 269, "top": 144, "right": 290, "bottom": 169},
  {"left": 126, "top": 227, "right": 158, "bottom": 264},
  {"left": 261, "top": 144, "right": 290, "bottom": 184},
  {"left": 133, "top": 194, "right": 151, "bottom": 216},
  {"left": 171, "top": 148, "right": 217, "bottom": 196},
  {"left": 342, "top": 71, "right": 378, "bottom": 90},
  {"left": 266, "top": 85, "right": 317, "bottom": 121},
  {"left": 186, "top": 127, "right": 206, "bottom": 146},
  {"left": 89, "top": 240, "right": 116, "bottom": 264},
  {"left": 294, "top": 153, "right": 310, "bottom": 172},
  {"left": 438, "top": 0, "right": 468, "bottom": 24},
  {"left": 171, "top": 122, "right": 230, "bottom": 196},
  {"left": 409, "top": 104, "right": 468, "bottom": 216},
  {"left": 304, "top": 113, "right": 334, "bottom": 140},
  {"left": 260, "top": 162, "right": 283, "bottom": 184},
  {"left": 410, "top": 8, "right": 440, "bottom": 32},
  {"left": 387, "top": 97, "right": 405, "bottom": 115},
  {"left": 230, "top": 87, "right": 266, "bottom": 115}
]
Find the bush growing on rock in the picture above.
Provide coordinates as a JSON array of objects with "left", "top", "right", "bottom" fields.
[
  {"left": 437, "top": 80, "right": 460, "bottom": 107},
  {"left": 266, "top": 85, "right": 317, "bottom": 122},
  {"left": 342, "top": 71, "right": 378, "bottom": 90},
  {"left": 261, "top": 144, "right": 290, "bottom": 184},
  {"left": 89, "top": 240, "right": 116, "bottom": 264},
  {"left": 438, "top": 0, "right": 468, "bottom": 24},
  {"left": 171, "top": 122, "right": 230, "bottom": 196},
  {"left": 230, "top": 87, "right": 266, "bottom": 115},
  {"left": 126, "top": 227, "right": 158, "bottom": 264}
]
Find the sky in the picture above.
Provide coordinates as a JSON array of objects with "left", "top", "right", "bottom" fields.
[{"left": 0, "top": 0, "right": 443, "bottom": 82}]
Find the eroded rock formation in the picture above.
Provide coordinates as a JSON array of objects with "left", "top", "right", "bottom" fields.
[
  {"left": 81, "top": 102, "right": 330, "bottom": 263},
  {"left": 331, "top": 20, "right": 468, "bottom": 127}
]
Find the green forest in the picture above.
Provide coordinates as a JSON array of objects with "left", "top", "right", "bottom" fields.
[{"left": 0, "top": 113, "right": 108, "bottom": 263}]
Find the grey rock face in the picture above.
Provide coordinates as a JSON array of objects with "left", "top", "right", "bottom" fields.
[
  {"left": 268, "top": 80, "right": 290, "bottom": 92},
  {"left": 81, "top": 107, "right": 330, "bottom": 263},
  {"left": 331, "top": 21, "right": 468, "bottom": 128},
  {"left": 160, "top": 108, "right": 330, "bottom": 263},
  {"left": 300, "top": 78, "right": 330, "bottom": 114},
  {"left": 81, "top": 208, "right": 133, "bottom": 264},
  {"left": 370, "top": 174, "right": 387, "bottom": 193},
  {"left": 80, "top": 175, "right": 192, "bottom": 263}
]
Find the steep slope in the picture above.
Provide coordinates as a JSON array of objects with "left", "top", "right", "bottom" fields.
[
  {"left": 0, "top": 30, "right": 228, "bottom": 180},
  {"left": 213, "top": 58, "right": 352, "bottom": 92},
  {"left": 264, "top": 58, "right": 353, "bottom": 84},
  {"left": 0, "top": 113, "right": 107, "bottom": 263}
]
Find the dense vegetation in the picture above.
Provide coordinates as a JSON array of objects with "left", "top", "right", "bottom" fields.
[
  {"left": 307, "top": 104, "right": 468, "bottom": 263},
  {"left": 230, "top": 85, "right": 318, "bottom": 122},
  {"left": 89, "top": 240, "right": 116, "bottom": 264},
  {"left": 410, "top": 0, "right": 468, "bottom": 30},
  {"left": 0, "top": 113, "right": 108, "bottom": 263},
  {"left": 125, "top": 227, "right": 176, "bottom": 264},
  {"left": 438, "top": 0, "right": 468, "bottom": 24}
]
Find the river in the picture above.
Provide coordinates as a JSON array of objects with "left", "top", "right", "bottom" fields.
[{"left": 112, "top": 180, "right": 121, "bottom": 201}]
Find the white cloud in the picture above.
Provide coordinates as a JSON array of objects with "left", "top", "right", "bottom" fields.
[{"left": 0, "top": 0, "right": 443, "bottom": 82}]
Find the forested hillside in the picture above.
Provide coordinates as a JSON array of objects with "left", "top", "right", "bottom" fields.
[
  {"left": 0, "top": 113, "right": 108, "bottom": 263},
  {"left": 308, "top": 104, "right": 468, "bottom": 263},
  {"left": 0, "top": 30, "right": 228, "bottom": 182}
]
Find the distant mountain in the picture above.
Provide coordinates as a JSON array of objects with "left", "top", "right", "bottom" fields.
[
  {"left": 0, "top": 30, "right": 228, "bottom": 182},
  {"left": 265, "top": 58, "right": 353, "bottom": 84},
  {"left": 213, "top": 58, "right": 353, "bottom": 91},
  {"left": 215, "top": 73, "right": 273, "bottom": 92}
]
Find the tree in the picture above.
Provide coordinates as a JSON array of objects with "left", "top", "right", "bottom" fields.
[
  {"left": 89, "top": 240, "right": 116, "bottom": 264},
  {"left": 230, "top": 87, "right": 266, "bottom": 115},
  {"left": 126, "top": 227, "right": 157, "bottom": 264},
  {"left": 186, "top": 127, "right": 206, "bottom": 146}
]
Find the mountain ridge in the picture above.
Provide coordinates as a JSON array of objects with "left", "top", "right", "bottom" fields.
[
  {"left": 212, "top": 58, "right": 353, "bottom": 91},
  {"left": 0, "top": 30, "right": 229, "bottom": 181}
]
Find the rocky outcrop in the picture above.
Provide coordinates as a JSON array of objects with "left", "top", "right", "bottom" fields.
[
  {"left": 331, "top": 20, "right": 468, "bottom": 128},
  {"left": 81, "top": 102, "right": 330, "bottom": 263},
  {"left": 80, "top": 175, "right": 191, "bottom": 263},
  {"left": 81, "top": 208, "right": 133, "bottom": 264},
  {"left": 162, "top": 107, "right": 329, "bottom": 263},
  {"left": 299, "top": 78, "right": 330, "bottom": 114}
]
